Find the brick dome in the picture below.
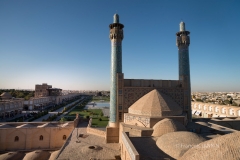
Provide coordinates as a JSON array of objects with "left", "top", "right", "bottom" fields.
[
  {"left": 23, "top": 150, "right": 51, "bottom": 160},
  {"left": 152, "top": 118, "right": 186, "bottom": 137},
  {"left": 179, "top": 131, "right": 240, "bottom": 160},
  {"left": 128, "top": 89, "right": 182, "bottom": 117},
  {"left": 0, "top": 152, "right": 25, "bottom": 160},
  {"left": 156, "top": 131, "right": 206, "bottom": 159},
  {"left": 49, "top": 150, "right": 59, "bottom": 160}
]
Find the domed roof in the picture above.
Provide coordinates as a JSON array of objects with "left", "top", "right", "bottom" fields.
[
  {"left": 49, "top": 150, "right": 59, "bottom": 160},
  {"left": 156, "top": 131, "right": 206, "bottom": 159},
  {"left": 37, "top": 123, "right": 55, "bottom": 128},
  {"left": 179, "top": 131, "right": 240, "bottom": 160},
  {"left": 0, "top": 92, "right": 12, "bottom": 99},
  {"left": 61, "top": 122, "right": 73, "bottom": 128},
  {"left": 16, "top": 124, "right": 35, "bottom": 128},
  {"left": 0, "top": 152, "right": 25, "bottom": 160},
  {"left": 23, "top": 150, "right": 50, "bottom": 160},
  {"left": 152, "top": 118, "right": 186, "bottom": 137},
  {"left": 0, "top": 124, "right": 14, "bottom": 128},
  {"left": 128, "top": 89, "right": 182, "bottom": 116}
]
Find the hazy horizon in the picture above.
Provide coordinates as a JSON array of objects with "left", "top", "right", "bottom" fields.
[{"left": 1, "top": 1, "right": 240, "bottom": 92}]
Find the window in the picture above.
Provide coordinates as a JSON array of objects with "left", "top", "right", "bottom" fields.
[
  {"left": 14, "top": 136, "right": 19, "bottom": 142},
  {"left": 63, "top": 135, "right": 67, "bottom": 140},
  {"left": 118, "top": 90, "right": 122, "bottom": 95},
  {"left": 119, "top": 112, "right": 122, "bottom": 121},
  {"left": 39, "top": 135, "right": 43, "bottom": 141}
]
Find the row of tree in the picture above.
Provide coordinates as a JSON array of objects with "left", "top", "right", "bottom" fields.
[{"left": 0, "top": 89, "right": 34, "bottom": 100}]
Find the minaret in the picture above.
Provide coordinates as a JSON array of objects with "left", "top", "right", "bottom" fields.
[
  {"left": 176, "top": 22, "right": 192, "bottom": 122},
  {"left": 109, "top": 14, "right": 124, "bottom": 127}
]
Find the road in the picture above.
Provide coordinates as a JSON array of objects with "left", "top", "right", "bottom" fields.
[{"left": 32, "top": 98, "right": 84, "bottom": 122}]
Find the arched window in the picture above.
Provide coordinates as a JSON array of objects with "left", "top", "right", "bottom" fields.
[
  {"left": 14, "top": 136, "right": 19, "bottom": 142},
  {"left": 39, "top": 135, "right": 43, "bottom": 141},
  {"left": 63, "top": 135, "right": 67, "bottom": 140}
]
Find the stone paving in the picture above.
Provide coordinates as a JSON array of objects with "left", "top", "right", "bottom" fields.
[{"left": 56, "top": 122, "right": 120, "bottom": 160}]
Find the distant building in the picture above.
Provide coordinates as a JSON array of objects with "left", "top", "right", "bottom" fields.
[
  {"left": 0, "top": 84, "right": 81, "bottom": 119},
  {"left": 192, "top": 102, "right": 240, "bottom": 118},
  {"left": 35, "top": 83, "right": 62, "bottom": 98},
  {"left": 0, "top": 92, "right": 24, "bottom": 119},
  {"left": 35, "top": 83, "right": 52, "bottom": 97}
]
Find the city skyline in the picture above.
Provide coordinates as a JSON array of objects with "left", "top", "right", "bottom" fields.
[{"left": 1, "top": 0, "right": 240, "bottom": 92}]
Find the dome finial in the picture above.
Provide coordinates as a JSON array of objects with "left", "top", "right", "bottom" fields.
[{"left": 113, "top": 13, "right": 119, "bottom": 23}]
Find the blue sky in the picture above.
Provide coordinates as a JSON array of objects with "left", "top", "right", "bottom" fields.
[{"left": 0, "top": 0, "right": 240, "bottom": 92}]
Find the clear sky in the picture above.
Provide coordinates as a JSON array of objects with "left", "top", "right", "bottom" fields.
[{"left": 0, "top": 0, "right": 240, "bottom": 92}]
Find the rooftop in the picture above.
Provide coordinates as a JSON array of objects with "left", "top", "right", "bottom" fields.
[{"left": 56, "top": 122, "right": 120, "bottom": 160}]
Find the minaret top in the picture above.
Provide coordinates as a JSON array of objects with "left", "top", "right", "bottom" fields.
[
  {"left": 176, "top": 21, "right": 189, "bottom": 36},
  {"left": 180, "top": 21, "right": 185, "bottom": 31},
  {"left": 113, "top": 14, "right": 119, "bottom": 23},
  {"left": 109, "top": 14, "right": 124, "bottom": 29}
]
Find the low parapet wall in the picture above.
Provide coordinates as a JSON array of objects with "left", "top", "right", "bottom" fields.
[
  {"left": 121, "top": 132, "right": 139, "bottom": 160},
  {"left": 86, "top": 127, "right": 106, "bottom": 138}
]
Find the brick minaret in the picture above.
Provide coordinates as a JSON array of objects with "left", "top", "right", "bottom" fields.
[
  {"left": 176, "top": 22, "right": 192, "bottom": 122},
  {"left": 109, "top": 14, "right": 124, "bottom": 127}
]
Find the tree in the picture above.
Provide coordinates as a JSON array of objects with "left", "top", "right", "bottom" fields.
[
  {"left": 97, "top": 92, "right": 102, "bottom": 96},
  {"left": 60, "top": 117, "right": 67, "bottom": 122},
  {"left": 196, "top": 99, "right": 203, "bottom": 102},
  {"left": 229, "top": 98, "right": 233, "bottom": 104},
  {"left": 223, "top": 100, "right": 230, "bottom": 105},
  {"left": 62, "top": 107, "right": 66, "bottom": 113}
]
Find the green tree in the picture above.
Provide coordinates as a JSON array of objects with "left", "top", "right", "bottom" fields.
[
  {"left": 224, "top": 100, "right": 230, "bottom": 105},
  {"left": 229, "top": 98, "right": 233, "bottom": 104},
  {"left": 196, "top": 99, "right": 203, "bottom": 102},
  {"left": 60, "top": 117, "right": 67, "bottom": 122},
  {"left": 16, "top": 92, "right": 22, "bottom": 98}
]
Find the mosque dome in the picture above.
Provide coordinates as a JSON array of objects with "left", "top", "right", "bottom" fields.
[
  {"left": 179, "top": 131, "right": 240, "bottom": 160},
  {"left": 23, "top": 150, "right": 50, "bottom": 160},
  {"left": 152, "top": 118, "right": 186, "bottom": 137},
  {"left": 0, "top": 92, "right": 12, "bottom": 99},
  {"left": 128, "top": 89, "right": 182, "bottom": 117},
  {"left": 156, "top": 131, "right": 206, "bottom": 159},
  {"left": 0, "top": 152, "right": 25, "bottom": 160}
]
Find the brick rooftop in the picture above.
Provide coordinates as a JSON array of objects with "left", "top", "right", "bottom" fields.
[{"left": 56, "top": 122, "right": 120, "bottom": 160}]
